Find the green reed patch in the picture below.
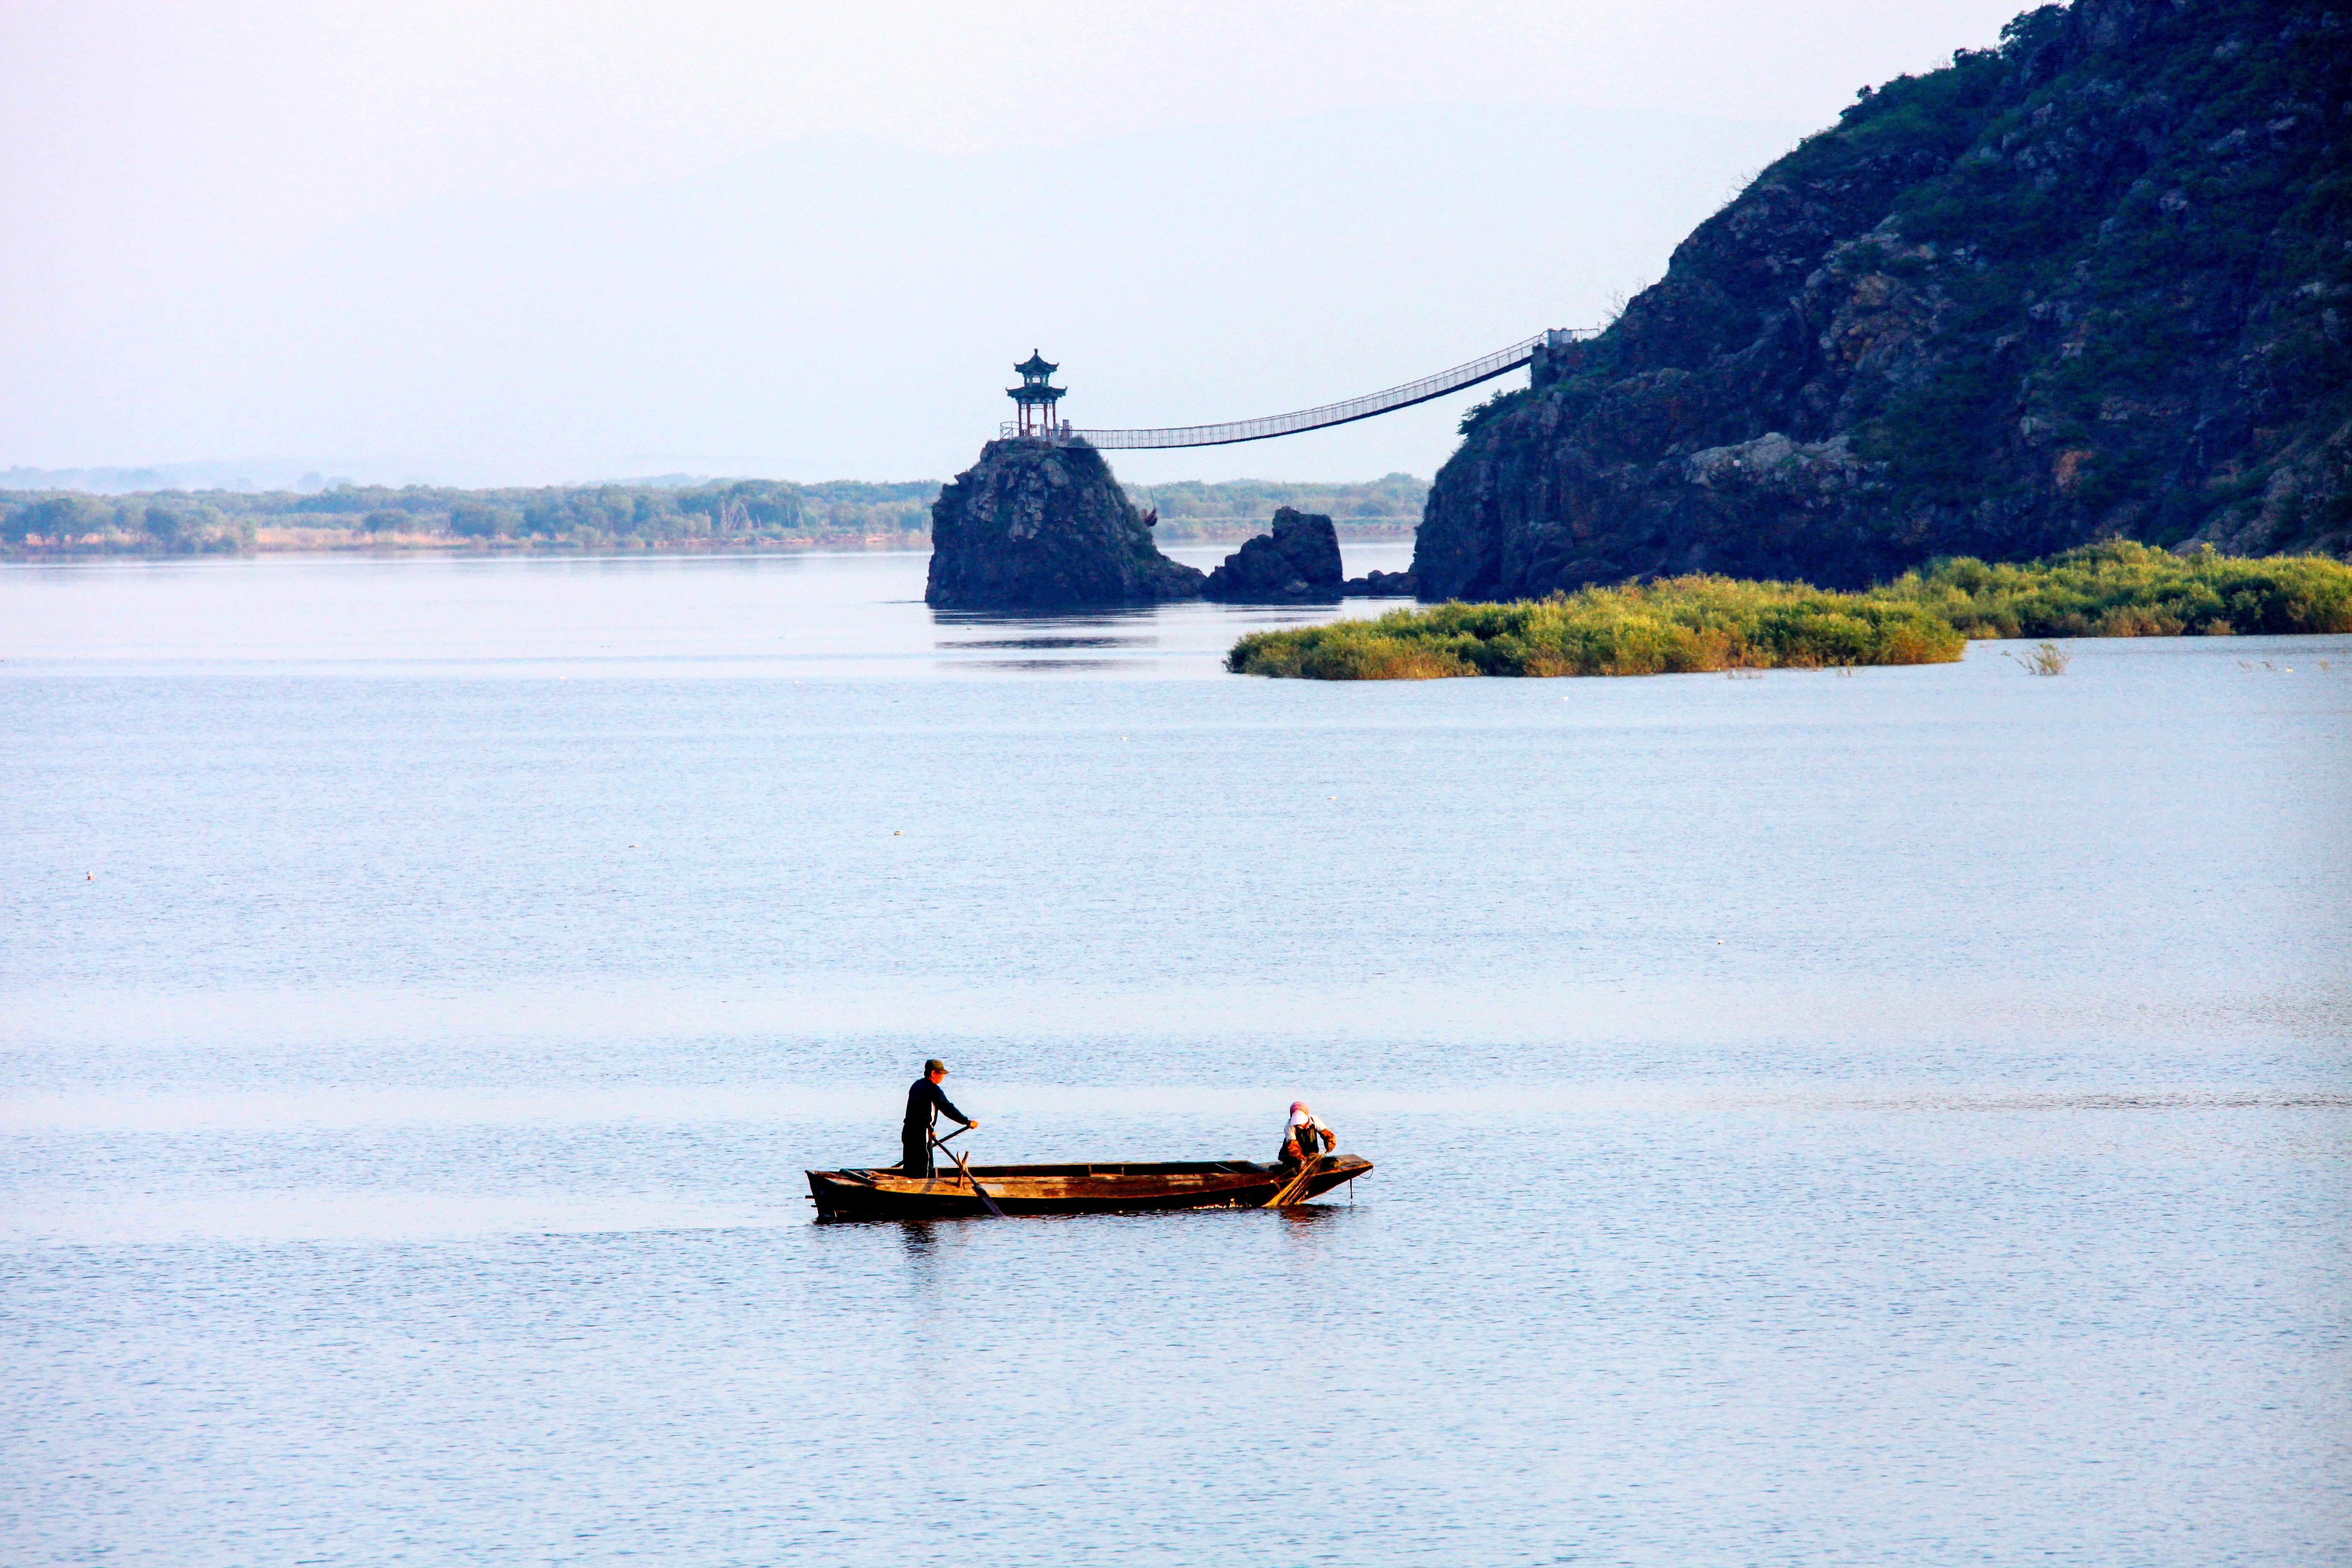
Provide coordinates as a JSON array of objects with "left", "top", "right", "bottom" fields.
[
  {"left": 1227, "top": 578, "right": 1965, "bottom": 680},
  {"left": 1888, "top": 541, "right": 2352, "bottom": 640},
  {"left": 1228, "top": 542, "right": 2352, "bottom": 680}
]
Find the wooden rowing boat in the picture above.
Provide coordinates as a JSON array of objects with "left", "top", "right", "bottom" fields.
[{"left": 805, "top": 1155, "right": 1372, "bottom": 1220}]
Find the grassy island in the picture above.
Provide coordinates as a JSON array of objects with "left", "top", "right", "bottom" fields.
[
  {"left": 1228, "top": 544, "right": 2352, "bottom": 680},
  {"left": 1228, "top": 578, "right": 1966, "bottom": 679}
]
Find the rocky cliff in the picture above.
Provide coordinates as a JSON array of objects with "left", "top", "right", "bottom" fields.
[
  {"left": 926, "top": 439, "right": 1205, "bottom": 609},
  {"left": 1418, "top": 0, "right": 2351, "bottom": 598}
]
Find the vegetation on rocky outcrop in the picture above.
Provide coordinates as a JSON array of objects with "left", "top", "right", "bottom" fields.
[{"left": 1418, "top": 0, "right": 2352, "bottom": 600}]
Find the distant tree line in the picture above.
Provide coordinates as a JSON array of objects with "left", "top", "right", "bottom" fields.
[
  {"left": 1, "top": 474, "right": 1431, "bottom": 555},
  {"left": 1127, "top": 474, "right": 1427, "bottom": 538},
  {"left": 0, "top": 478, "right": 938, "bottom": 554},
  {"left": 0, "top": 493, "right": 257, "bottom": 554}
]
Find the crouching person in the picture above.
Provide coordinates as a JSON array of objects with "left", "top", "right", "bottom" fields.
[{"left": 1277, "top": 1100, "right": 1335, "bottom": 1168}]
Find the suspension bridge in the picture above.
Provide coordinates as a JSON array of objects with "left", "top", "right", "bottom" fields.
[{"left": 1001, "top": 328, "right": 1587, "bottom": 450}]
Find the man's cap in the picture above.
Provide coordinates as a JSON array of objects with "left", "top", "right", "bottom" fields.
[{"left": 925, "top": 1058, "right": 948, "bottom": 1075}]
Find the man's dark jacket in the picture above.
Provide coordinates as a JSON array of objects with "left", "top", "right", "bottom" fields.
[
  {"left": 901, "top": 1076, "right": 970, "bottom": 1176},
  {"left": 904, "top": 1076, "right": 970, "bottom": 1135}
]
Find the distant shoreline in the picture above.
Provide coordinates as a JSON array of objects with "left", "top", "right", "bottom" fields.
[
  {"left": 1, "top": 475, "right": 1428, "bottom": 560},
  {"left": 3, "top": 520, "right": 1419, "bottom": 562}
]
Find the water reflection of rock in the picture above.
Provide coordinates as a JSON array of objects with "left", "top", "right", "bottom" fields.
[{"left": 939, "top": 635, "right": 1155, "bottom": 651}]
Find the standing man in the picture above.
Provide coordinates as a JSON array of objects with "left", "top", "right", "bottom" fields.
[{"left": 902, "top": 1058, "right": 976, "bottom": 1180}]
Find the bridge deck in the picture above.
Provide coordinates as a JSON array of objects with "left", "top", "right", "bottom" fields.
[{"left": 1001, "top": 330, "right": 1582, "bottom": 450}]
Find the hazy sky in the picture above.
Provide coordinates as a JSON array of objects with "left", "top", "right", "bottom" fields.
[{"left": 2, "top": 1, "right": 2023, "bottom": 485}]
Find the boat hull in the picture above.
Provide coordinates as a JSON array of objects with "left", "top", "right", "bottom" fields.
[{"left": 805, "top": 1155, "right": 1372, "bottom": 1220}]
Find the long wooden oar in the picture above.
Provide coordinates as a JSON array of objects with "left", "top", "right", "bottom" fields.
[
  {"left": 1261, "top": 1153, "right": 1323, "bottom": 1209},
  {"left": 934, "top": 1131, "right": 1008, "bottom": 1217}
]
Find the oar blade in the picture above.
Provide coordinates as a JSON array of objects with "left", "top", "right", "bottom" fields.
[{"left": 938, "top": 1137, "right": 1007, "bottom": 1218}]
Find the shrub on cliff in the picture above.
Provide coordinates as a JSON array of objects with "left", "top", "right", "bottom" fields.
[{"left": 1228, "top": 578, "right": 1965, "bottom": 679}]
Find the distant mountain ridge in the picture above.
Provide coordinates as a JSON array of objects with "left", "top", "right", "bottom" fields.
[{"left": 1416, "top": 0, "right": 2351, "bottom": 598}]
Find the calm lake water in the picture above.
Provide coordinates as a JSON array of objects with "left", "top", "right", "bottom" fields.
[{"left": 5, "top": 548, "right": 2348, "bottom": 1567}]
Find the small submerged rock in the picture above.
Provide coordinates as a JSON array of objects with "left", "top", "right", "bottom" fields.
[{"left": 1342, "top": 568, "right": 1418, "bottom": 598}]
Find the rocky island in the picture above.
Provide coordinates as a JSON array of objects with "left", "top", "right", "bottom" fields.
[
  {"left": 924, "top": 438, "right": 1206, "bottom": 609},
  {"left": 926, "top": 447, "right": 1416, "bottom": 609},
  {"left": 1416, "top": 0, "right": 2350, "bottom": 599}
]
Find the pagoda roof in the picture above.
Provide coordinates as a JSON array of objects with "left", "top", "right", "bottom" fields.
[{"left": 1014, "top": 350, "right": 1058, "bottom": 376}]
